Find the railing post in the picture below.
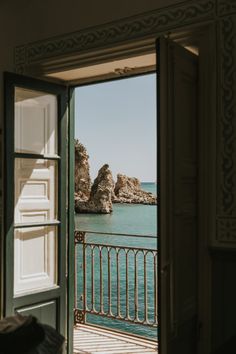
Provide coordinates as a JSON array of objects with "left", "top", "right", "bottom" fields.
[
  {"left": 144, "top": 251, "right": 148, "bottom": 324},
  {"left": 99, "top": 246, "right": 104, "bottom": 314},
  {"left": 91, "top": 245, "right": 95, "bottom": 312},
  {"left": 126, "top": 250, "right": 129, "bottom": 320},
  {"left": 107, "top": 247, "right": 112, "bottom": 316},
  {"left": 74, "top": 231, "right": 86, "bottom": 325},
  {"left": 116, "top": 249, "right": 120, "bottom": 318},
  {"left": 154, "top": 251, "right": 158, "bottom": 326},
  {"left": 134, "top": 250, "right": 138, "bottom": 322}
]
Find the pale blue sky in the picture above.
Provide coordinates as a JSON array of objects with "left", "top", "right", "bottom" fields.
[{"left": 75, "top": 74, "right": 156, "bottom": 182}]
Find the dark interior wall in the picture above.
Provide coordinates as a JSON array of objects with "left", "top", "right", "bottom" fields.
[
  {"left": 0, "top": 0, "right": 179, "bottom": 45},
  {"left": 211, "top": 251, "right": 236, "bottom": 350},
  {"left": 0, "top": 0, "right": 193, "bottom": 112},
  {"left": 0, "top": 1, "right": 236, "bottom": 353}
]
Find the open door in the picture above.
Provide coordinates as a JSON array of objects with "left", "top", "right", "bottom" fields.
[
  {"left": 4, "top": 73, "right": 74, "bottom": 353},
  {"left": 158, "top": 38, "right": 198, "bottom": 353}
]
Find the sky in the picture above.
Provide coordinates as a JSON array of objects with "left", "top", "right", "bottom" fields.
[{"left": 75, "top": 73, "right": 157, "bottom": 182}]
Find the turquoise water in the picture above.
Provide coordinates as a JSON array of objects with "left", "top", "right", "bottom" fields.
[{"left": 75, "top": 183, "right": 158, "bottom": 339}]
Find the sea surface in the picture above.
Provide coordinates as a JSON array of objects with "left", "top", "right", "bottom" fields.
[{"left": 75, "top": 183, "right": 157, "bottom": 339}]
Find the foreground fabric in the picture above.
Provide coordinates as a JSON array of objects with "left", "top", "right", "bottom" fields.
[{"left": 0, "top": 314, "right": 64, "bottom": 354}]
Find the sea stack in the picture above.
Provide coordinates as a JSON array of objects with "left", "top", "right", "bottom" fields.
[
  {"left": 113, "top": 174, "right": 157, "bottom": 205},
  {"left": 74, "top": 140, "right": 91, "bottom": 201},
  {"left": 75, "top": 164, "right": 115, "bottom": 214}
]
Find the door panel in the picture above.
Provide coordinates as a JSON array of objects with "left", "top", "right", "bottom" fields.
[
  {"left": 4, "top": 73, "right": 67, "bottom": 341},
  {"left": 15, "top": 87, "right": 58, "bottom": 156},
  {"left": 14, "top": 225, "right": 57, "bottom": 296},
  {"left": 14, "top": 158, "right": 58, "bottom": 223},
  {"left": 158, "top": 38, "right": 198, "bottom": 354},
  {"left": 17, "top": 300, "right": 57, "bottom": 327}
]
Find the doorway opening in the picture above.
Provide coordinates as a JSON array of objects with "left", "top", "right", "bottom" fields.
[
  {"left": 73, "top": 72, "right": 158, "bottom": 351},
  {"left": 48, "top": 49, "right": 160, "bottom": 352}
]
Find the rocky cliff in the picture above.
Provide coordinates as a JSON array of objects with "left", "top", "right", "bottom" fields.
[
  {"left": 75, "top": 164, "right": 115, "bottom": 214},
  {"left": 113, "top": 174, "right": 157, "bottom": 205}
]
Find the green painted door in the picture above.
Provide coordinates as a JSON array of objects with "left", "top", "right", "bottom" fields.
[
  {"left": 4, "top": 73, "right": 74, "bottom": 352},
  {"left": 158, "top": 37, "right": 198, "bottom": 354}
]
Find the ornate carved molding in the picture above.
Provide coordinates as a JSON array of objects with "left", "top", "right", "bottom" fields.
[
  {"left": 14, "top": 0, "right": 215, "bottom": 73},
  {"left": 218, "top": 0, "right": 236, "bottom": 16},
  {"left": 218, "top": 15, "right": 236, "bottom": 215},
  {"left": 217, "top": 217, "right": 236, "bottom": 242}
]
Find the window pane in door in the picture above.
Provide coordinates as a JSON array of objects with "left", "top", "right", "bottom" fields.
[
  {"left": 14, "top": 158, "right": 58, "bottom": 224},
  {"left": 14, "top": 87, "right": 58, "bottom": 156},
  {"left": 14, "top": 226, "right": 58, "bottom": 296}
]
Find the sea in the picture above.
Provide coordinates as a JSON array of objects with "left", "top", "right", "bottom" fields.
[{"left": 75, "top": 182, "right": 157, "bottom": 339}]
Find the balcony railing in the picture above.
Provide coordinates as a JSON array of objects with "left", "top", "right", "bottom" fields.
[{"left": 74, "top": 230, "right": 158, "bottom": 333}]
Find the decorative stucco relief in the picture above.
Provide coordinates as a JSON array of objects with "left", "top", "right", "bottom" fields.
[
  {"left": 14, "top": 0, "right": 215, "bottom": 73},
  {"left": 218, "top": 15, "right": 236, "bottom": 218},
  {"left": 218, "top": 0, "right": 236, "bottom": 16},
  {"left": 217, "top": 218, "right": 236, "bottom": 242}
]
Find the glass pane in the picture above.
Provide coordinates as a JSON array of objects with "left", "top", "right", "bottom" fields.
[
  {"left": 14, "top": 158, "right": 58, "bottom": 224},
  {"left": 14, "top": 226, "right": 58, "bottom": 296},
  {"left": 14, "top": 87, "right": 58, "bottom": 155}
]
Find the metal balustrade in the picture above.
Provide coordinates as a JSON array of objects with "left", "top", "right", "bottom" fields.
[{"left": 74, "top": 230, "right": 158, "bottom": 331}]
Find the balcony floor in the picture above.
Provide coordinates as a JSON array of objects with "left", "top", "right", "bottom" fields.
[{"left": 74, "top": 324, "right": 158, "bottom": 354}]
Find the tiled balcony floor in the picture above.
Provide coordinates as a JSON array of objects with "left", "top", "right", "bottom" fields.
[{"left": 74, "top": 324, "right": 158, "bottom": 354}]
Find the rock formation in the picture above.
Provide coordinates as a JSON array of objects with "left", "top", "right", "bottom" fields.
[
  {"left": 74, "top": 140, "right": 91, "bottom": 201},
  {"left": 113, "top": 174, "right": 157, "bottom": 205},
  {"left": 75, "top": 164, "right": 115, "bottom": 214},
  {"left": 74, "top": 141, "right": 157, "bottom": 214}
]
